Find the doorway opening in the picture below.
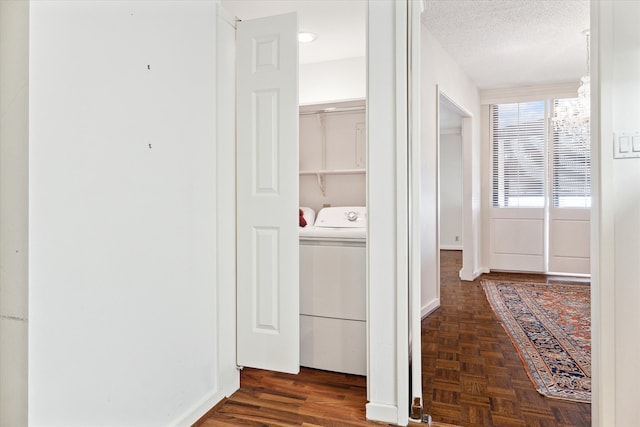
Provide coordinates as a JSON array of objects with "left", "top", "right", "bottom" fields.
[
  {"left": 221, "top": 0, "right": 368, "bottom": 384},
  {"left": 437, "top": 91, "right": 472, "bottom": 283}
]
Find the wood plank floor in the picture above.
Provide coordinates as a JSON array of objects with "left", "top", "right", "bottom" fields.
[
  {"left": 199, "top": 250, "right": 591, "bottom": 426},
  {"left": 198, "top": 367, "right": 395, "bottom": 427}
]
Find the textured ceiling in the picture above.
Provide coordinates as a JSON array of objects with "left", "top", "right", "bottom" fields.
[{"left": 423, "top": 0, "right": 590, "bottom": 89}]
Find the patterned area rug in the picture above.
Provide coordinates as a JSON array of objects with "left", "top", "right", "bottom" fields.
[{"left": 481, "top": 279, "right": 591, "bottom": 402}]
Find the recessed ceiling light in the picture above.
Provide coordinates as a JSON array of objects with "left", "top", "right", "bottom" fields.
[{"left": 298, "top": 32, "right": 317, "bottom": 43}]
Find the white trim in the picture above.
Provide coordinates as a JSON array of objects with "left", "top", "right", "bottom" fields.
[
  {"left": 480, "top": 82, "right": 580, "bottom": 105},
  {"left": 170, "top": 389, "right": 227, "bottom": 427},
  {"left": 591, "top": 2, "right": 614, "bottom": 426},
  {"left": 459, "top": 266, "right": 488, "bottom": 281},
  {"left": 366, "top": 1, "right": 410, "bottom": 424},
  {"left": 475, "top": 267, "right": 490, "bottom": 278},
  {"left": 217, "top": 0, "right": 236, "bottom": 27},
  {"left": 421, "top": 298, "right": 440, "bottom": 318},
  {"left": 299, "top": 169, "right": 365, "bottom": 175},
  {"left": 441, "top": 127, "right": 461, "bottom": 135},
  {"left": 365, "top": 403, "right": 400, "bottom": 424},
  {"left": 300, "top": 97, "right": 367, "bottom": 108},
  {"left": 394, "top": 0, "right": 409, "bottom": 424},
  {"left": 366, "top": 0, "right": 398, "bottom": 417},
  {"left": 408, "top": 0, "right": 423, "bottom": 417},
  {"left": 440, "top": 244, "right": 462, "bottom": 250},
  {"left": 438, "top": 94, "right": 476, "bottom": 286},
  {"left": 216, "top": 2, "right": 240, "bottom": 400}
]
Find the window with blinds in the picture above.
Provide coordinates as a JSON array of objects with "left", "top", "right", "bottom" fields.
[
  {"left": 491, "top": 101, "right": 546, "bottom": 208},
  {"left": 491, "top": 98, "right": 591, "bottom": 209},
  {"left": 551, "top": 98, "right": 591, "bottom": 208}
]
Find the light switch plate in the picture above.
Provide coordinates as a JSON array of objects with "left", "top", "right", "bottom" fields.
[{"left": 614, "top": 131, "right": 640, "bottom": 159}]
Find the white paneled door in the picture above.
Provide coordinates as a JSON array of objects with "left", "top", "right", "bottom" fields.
[{"left": 236, "top": 13, "right": 300, "bottom": 374}]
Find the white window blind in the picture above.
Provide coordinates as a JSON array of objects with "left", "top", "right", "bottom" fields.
[
  {"left": 551, "top": 98, "right": 591, "bottom": 208},
  {"left": 491, "top": 101, "right": 546, "bottom": 208}
]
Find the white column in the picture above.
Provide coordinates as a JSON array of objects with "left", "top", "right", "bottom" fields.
[{"left": 366, "top": 0, "right": 410, "bottom": 424}]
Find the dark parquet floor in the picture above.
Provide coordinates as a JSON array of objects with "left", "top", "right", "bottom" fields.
[
  {"left": 199, "top": 250, "right": 591, "bottom": 426},
  {"left": 423, "top": 250, "right": 591, "bottom": 427}
]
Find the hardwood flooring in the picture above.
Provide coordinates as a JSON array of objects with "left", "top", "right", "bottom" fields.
[
  {"left": 199, "top": 250, "right": 591, "bottom": 426},
  {"left": 197, "top": 367, "right": 394, "bottom": 427},
  {"left": 423, "top": 250, "right": 591, "bottom": 427}
]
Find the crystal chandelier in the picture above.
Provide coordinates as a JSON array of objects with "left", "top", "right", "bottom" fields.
[{"left": 553, "top": 30, "right": 590, "bottom": 139}]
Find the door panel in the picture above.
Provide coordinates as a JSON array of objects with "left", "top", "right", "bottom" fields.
[
  {"left": 490, "top": 208, "right": 545, "bottom": 272},
  {"left": 548, "top": 208, "right": 590, "bottom": 274},
  {"left": 236, "top": 12, "right": 299, "bottom": 374}
]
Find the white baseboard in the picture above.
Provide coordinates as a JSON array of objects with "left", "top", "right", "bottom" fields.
[
  {"left": 475, "top": 267, "right": 490, "bottom": 278},
  {"left": 439, "top": 244, "right": 463, "bottom": 250},
  {"left": 459, "top": 266, "right": 489, "bottom": 281},
  {"left": 172, "top": 369, "right": 241, "bottom": 427},
  {"left": 421, "top": 298, "right": 440, "bottom": 318},
  {"left": 366, "top": 402, "right": 398, "bottom": 424},
  {"left": 459, "top": 267, "right": 472, "bottom": 281},
  {"left": 171, "top": 388, "right": 226, "bottom": 427}
]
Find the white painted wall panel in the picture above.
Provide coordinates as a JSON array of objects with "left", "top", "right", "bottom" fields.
[
  {"left": 421, "top": 26, "right": 482, "bottom": 305},
  {"left": 0, "top": 1, "right": 29, "bottom": 425},
  {"left": 550, "top": 220, "right": 590, "bottom": 257},
  {"left": 549, "top": 209, "right": 590, "bottom": 274},
  {"left": 29, "top": 2, "right": 221, "bottom": 425},
  {"left": 299, "top": 114, "right": 324, "bottom": 171},
  {"left": 299, "top": 107, "right": 366, "bottom": 213},
  {"left": 300, "top": 315, "right": 366, "bottom": 376},
  {"left": 610, "top": 2, "right": 640, "bottom": 424},
  {"left": 439, "top": 132, "right": 463, "bottom": 248},
  {"left": 492, "top": 219, "right": 544, "bottom": 255},
  {"left": 299, "top": 243, "right": 366, "bottom": 321},
  {"left": 490, "top": 208, "right": 545, "bottom": 272},
  {"left": 300, "top": 57, "right": 366, "bottom": 105},
  {"left": 366, "top": 1, "right": 408, "bottom": 423}
]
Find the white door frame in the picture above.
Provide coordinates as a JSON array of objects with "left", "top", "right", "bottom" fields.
[
  {"left": 366, "top": 0, "right": 416, "bottom": 425},
  {"left": 436, "top": 90, "right": 473, "bottom": 284}
]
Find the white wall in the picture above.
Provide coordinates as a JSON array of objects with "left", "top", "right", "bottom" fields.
[
  {"left": 439, "top": 131, "right": 463, "bottom": 249},
  {"left": 300, "top": 57, "right": 366, "bottom": 105},
  {"left": 298, "top": 56, "right": 367, "bottom": 216},
  {"left": 29, "top": 2, "right": 235, "bottom": 425},
  {"left": 0, "top": 1, "right": 29, "bottom": 426},
  {"left": 593, "top": 1, "right": 640, "bottom": 426},
  {"left": 299, "top": 106, "right": 366, "bottom": 214},
  {"left": 420, "top": 26, "right": 481, "bottom": 315},
  {"left": 610, "top": 10, "right": 640, "bottom": 424}
]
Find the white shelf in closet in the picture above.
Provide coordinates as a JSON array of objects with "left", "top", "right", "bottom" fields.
[{"left": 299, "top": 169, "right": 366, "bottom": 176}]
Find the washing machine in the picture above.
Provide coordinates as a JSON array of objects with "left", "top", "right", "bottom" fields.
[{"left": 299, "top": 206, "right": 367, "bottom": 376}]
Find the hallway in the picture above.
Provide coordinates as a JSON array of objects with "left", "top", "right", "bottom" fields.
[
  {"left": 423, "top": 250, "right": 591, "bottom": 426},
  {"left": 198, "top": 250, "right": 591, "bottom": 426}
]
